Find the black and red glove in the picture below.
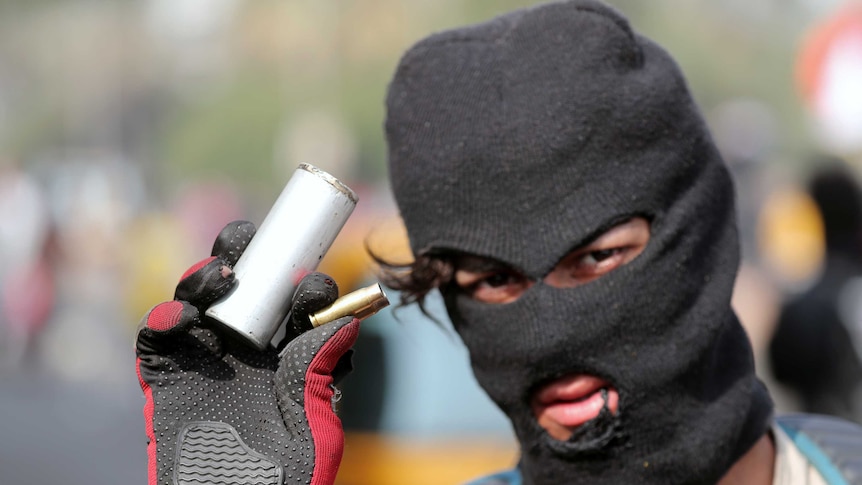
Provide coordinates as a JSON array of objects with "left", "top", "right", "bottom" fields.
[{"left": 135, "top": 221, "right": 358, "bottom": 485}]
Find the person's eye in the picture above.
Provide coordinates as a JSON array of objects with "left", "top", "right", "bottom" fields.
[
  {"left": 558, "top": 246, "right": 630, "bottom": 285},
  {"left": 482, "top": 272, "right": 516, "bottom": 288},
  {"left": 455, "top": 269, "right": 532, "bottom": 304},
  {"left": 580, "top": 248, "right": 622, "bottom": 267},
  {"left": 568, "top": 248, "right": 628, "bottom": 281},
  {"left": 544, "top": 217, "right": 650, "bottom": 288}
]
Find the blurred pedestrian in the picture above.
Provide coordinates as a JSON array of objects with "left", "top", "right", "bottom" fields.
[
  {"left": 769, "top": 158, "right": 862, "bottom": 423},
  {"left": 0, "top": 160, "right": 55, "bottom": 369}
]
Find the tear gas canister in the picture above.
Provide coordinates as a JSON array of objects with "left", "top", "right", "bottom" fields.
[{"left": 205, "top": 163, "right": 358, "bottom": 350}]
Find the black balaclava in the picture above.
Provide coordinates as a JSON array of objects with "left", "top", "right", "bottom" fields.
[{"left": 385, "top": 1, "right": 773, "bottom": 484}]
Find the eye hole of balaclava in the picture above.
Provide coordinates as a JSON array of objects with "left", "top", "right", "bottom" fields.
[{"left": 448, "top": 216, "right": 652, "bottom": 305}]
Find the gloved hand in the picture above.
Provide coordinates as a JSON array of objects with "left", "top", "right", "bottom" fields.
[{"left": 135, "top": 221, "right": 359, "bottom": 485}]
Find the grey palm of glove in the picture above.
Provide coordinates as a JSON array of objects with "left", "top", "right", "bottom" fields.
[{"left": 135, "top": 221, "right": 359, "bottom": 485}]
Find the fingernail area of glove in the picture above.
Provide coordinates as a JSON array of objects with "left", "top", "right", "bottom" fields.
[
  {"left": 209, "top": 264, "right": 235, "bottom": 299},
  {"left": 175, "top": 258, "right": 236, "bottom": 304}
]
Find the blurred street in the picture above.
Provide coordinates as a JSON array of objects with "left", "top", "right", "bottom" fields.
[{"left": 0, "top": 371, "right": 145, "bottom": 484}]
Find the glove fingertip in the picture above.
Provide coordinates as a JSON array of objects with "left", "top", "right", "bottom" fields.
[
  {"left": 317, "top": 317, "right": 361, "bottom": 360},
  {"left": 211, "top": 220, "right": 256, "bottom": 266},
  {"left": 174, "top": 257, "right": 235, "bottom": 306},
  {"left": 136, "top": 301, "right": 199, "bottom": 353},
  {"left": 180, "top": 256, "right": 218, "bottom": 281},
  {"left": 292, "top": 272, "right": 340, "bottom": 315},
  {"left": 145, "top": 300, "right": 198, "bottom": 334}
]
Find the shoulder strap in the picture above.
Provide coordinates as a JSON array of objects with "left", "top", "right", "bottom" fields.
[{"left": 776, "top": 414, "right": 862, "bottom": 485}]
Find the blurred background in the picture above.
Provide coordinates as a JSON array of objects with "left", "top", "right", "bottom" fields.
[{"left": 1, "top": 0, "right": 862, "bottom": 483}]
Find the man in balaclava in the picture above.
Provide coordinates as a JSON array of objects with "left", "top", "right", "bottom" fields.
[{"left": 384, "top": 0, "right": 776, "bottom": 483}]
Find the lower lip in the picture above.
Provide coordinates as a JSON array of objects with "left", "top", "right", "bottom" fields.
[{"left": 539, "top": 387, "right": 619, "bottom": 429}]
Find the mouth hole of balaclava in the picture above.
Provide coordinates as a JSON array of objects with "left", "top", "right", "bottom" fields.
[{"left": 540, "top": 388, "right": 625, "bottom": 457}]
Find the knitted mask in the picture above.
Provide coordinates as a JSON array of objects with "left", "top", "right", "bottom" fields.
[{"left": 385, "top": 1, "right": 773, "bottom": 484}]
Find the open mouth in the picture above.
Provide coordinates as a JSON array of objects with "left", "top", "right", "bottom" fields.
[{"left": 531, "top": 375, "right": 619, "bottom": 441}]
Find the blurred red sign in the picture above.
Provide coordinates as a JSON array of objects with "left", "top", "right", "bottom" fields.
[{"left": 797, "top": 3, "right": 862, "bottom": 152}]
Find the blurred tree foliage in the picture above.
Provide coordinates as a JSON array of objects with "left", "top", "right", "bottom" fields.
[
  {"left": 160, "top": 74, "right": 284, "bottom": 192},
  {"left": 0, "top": 0, "right": 832, "bottom": 196}
]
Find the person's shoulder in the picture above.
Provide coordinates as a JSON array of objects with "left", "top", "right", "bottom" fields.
[
  {"left": 462, "top": 467, "right": 522, "bottom": 485},
  {"left": 775, "top": 413, "right": 862, "bottom": 484}
]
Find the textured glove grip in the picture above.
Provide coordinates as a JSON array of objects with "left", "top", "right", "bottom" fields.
[{"left": 175, "top": 422, "right": 282, "bottom": 485}]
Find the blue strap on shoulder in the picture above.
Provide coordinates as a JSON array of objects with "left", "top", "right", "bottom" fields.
[
  {"left": 463, "top": 416, "right": 862, "bottom": 485},
  {"left": 776, "top": 414, "right": 862, "bottom": 485}
]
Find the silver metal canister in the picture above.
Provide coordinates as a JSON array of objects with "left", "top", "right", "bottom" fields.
[{"left": 205, "top": 163, "right": 358, "bottom": 349}]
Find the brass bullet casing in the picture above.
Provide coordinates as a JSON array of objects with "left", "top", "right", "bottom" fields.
[{"left": 309, "top": 283, "right": 390, "bottom": 327}]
